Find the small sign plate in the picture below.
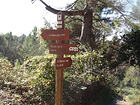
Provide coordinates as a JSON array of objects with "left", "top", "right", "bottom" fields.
[
  {"left": 41, "top": 29, "right": 69, "bottom": 40},
  {"left": 49, "top": 43, "right": 79, "bottom": 55},
  {"left": 56, "top": 57, "right": 72, "bottom": 69}
]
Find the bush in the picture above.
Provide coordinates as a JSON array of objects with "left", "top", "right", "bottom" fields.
[
  {"left": 119, "top": 66, "right": 140, "bottom": 105},
  {"left": 0, "top": 58, "right": 14, "bottom": 83},
  {"left": 121, "top": 66, "right": 140, "bottom": 88},
  {"left": 20, "top": 55, "right": 56, "bottom": 105},
  {"left": 119, "top": 30, "right": 140, "bottom": 66},
  {"left": 0, "top": 50, "right": 121, "bottom": 105}
]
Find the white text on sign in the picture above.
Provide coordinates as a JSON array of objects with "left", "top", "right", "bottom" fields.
[
  {"left": 57, "top": 60, "right": 69, "bottom": 63},
  {"left": 69, "top": 47, "right": 78, "bottom": 52}
]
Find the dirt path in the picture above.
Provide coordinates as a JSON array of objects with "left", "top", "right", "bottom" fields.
[
  {"left": 116, "top": 100, "right": 129, "bottom": 105},
  {"left": 110, "top": 96, "right": 130, "bottom": 105},
  {"left": 110, "top": 100, "right": 129, "bottom": 105}
]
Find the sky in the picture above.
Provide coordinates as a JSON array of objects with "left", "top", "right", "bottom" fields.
[
  {"left": 0, "top": 0, "right": 74, "bottom": 36},
  {"left": 0, "top": 0, "right": 137, "bottom": 36}
]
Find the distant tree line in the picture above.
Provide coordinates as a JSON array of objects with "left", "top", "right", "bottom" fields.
[{"left": 0, "top": 27, "right": 47, "bottom": 64}]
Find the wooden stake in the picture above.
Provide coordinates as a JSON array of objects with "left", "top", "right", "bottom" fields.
[
  {"left": 55, "top": 67, "right": 64, "bottom": 105},
  {"left": 55, "top": 12, "right": 64, "bottom": 105}
]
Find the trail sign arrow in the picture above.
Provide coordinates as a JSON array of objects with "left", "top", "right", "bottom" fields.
[
  {"left": 49, "top": 43, "right": 79, "bottom": 55},
  {"left": 41, "top": 29, "right": 69, "bottom": 41},
  {"left": 56, "top": 57, "right": 72, "bottom": 69}
]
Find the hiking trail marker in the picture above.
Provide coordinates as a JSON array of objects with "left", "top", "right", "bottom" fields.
[
  {"left": 41, "top": 29, "right": 70, "bottom": 41},
  {"left": 56, "top": 57, "right": 72, "bottom": 69},
  {"left": 49, "top": 43, "right": 79, "bottom": 55},
  {"left": 41, "top": 12, "right": 79, "bottom": 105}
]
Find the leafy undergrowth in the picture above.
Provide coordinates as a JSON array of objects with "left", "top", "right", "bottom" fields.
[
  {"left": 118, "top": 66, "right": 140, "bottom": 105},
  {"left": 0, "top": 57, "right": 55, "bottom": 105},
  {"left": 120, "top": 87, "right": 140, "bottom": 105},
  {"left": 0, "top": 83, "right": 30, "bottom": 105},
  {"left": 0, "top": 59, "right": 30, "bottom": 104},
  {"left": 0, "top": 52, "right": 119, "bottom": 105}
]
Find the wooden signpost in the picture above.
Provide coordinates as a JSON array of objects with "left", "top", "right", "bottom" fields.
[
  {"left": 49, "top": 43, "right": 79, "bottom": 55},
  {"left": 56, "top": 57, "right": 72, "bottom": 69},
  {"left": 41, "top": 12, "right": 79, "bottom": 105},
  {"left": 41, "top": 29, "right": 70, "bottom": 41}
]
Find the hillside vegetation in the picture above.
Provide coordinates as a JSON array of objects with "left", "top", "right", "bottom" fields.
[{"left": 0, "top": 30, "right": 140, "bottom": 105}]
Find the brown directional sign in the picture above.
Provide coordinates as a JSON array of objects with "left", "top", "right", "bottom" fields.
[
  {"left": 56, "top": 57, "right": 72, "bottom": 69},
  {"left": 41, "top": 29, "right": 69, "bottom": 41},
  {"left": 49, "top": 43, "right": 79, "bottom": 55}
]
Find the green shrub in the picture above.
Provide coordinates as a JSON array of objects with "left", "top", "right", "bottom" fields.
[
  {"left": 0, "top": 50, "right": 122, "bottom": 105},
  {"left": 121, "top": 66, "right": 140, "bottom": 88},
  {"left": 0, "top": 58, "right": 14, "bottom": 83},
  {"left": 20, "top": 55, "right": 56, "bottom": 104},
  {"left": 119, "top": 66, "right": 140, "bottom": 105}
]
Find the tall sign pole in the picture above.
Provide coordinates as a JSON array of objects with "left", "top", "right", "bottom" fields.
[
  {"left": 41, "top": 12, "right": 79, "bottom": 105},
  {"left": 55, "top": 12, "right": 64, "bottom": 105}
]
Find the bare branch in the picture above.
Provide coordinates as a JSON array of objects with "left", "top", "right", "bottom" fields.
[
  {"left": 126, "top": 0, "right": 135, "bottom": 7},
  {"left": 98, "top": 0, "right": 128, "bottom": 20},
  {"left": 40, "top": 0, "right": 84, "bottom": 16},
  {"left": 31, "top": 0, "right": 36, "bottom": 4},
  {"left": 40, "top": 0, "right": 59, "bottom": 14},
  {"left": 66, "top": 0, "right": 79, "bottom": 10}
]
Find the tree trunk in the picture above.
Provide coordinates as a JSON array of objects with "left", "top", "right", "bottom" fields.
[{"left": 80, "top": 8, "right": 95, "bottom": 50}]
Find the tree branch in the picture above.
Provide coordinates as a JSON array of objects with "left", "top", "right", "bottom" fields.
[
  {"left": 98, "top": 0, "right": 127, "bottom": 20},
  {"left": 40, "top": 0, "right": 59, "bottom": 14},
  {"left": 66, "top": 0, "right": 79, "bottom": 10},
  {"left": 40, "top": 0, "right": 84, "bottom": 16}
]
